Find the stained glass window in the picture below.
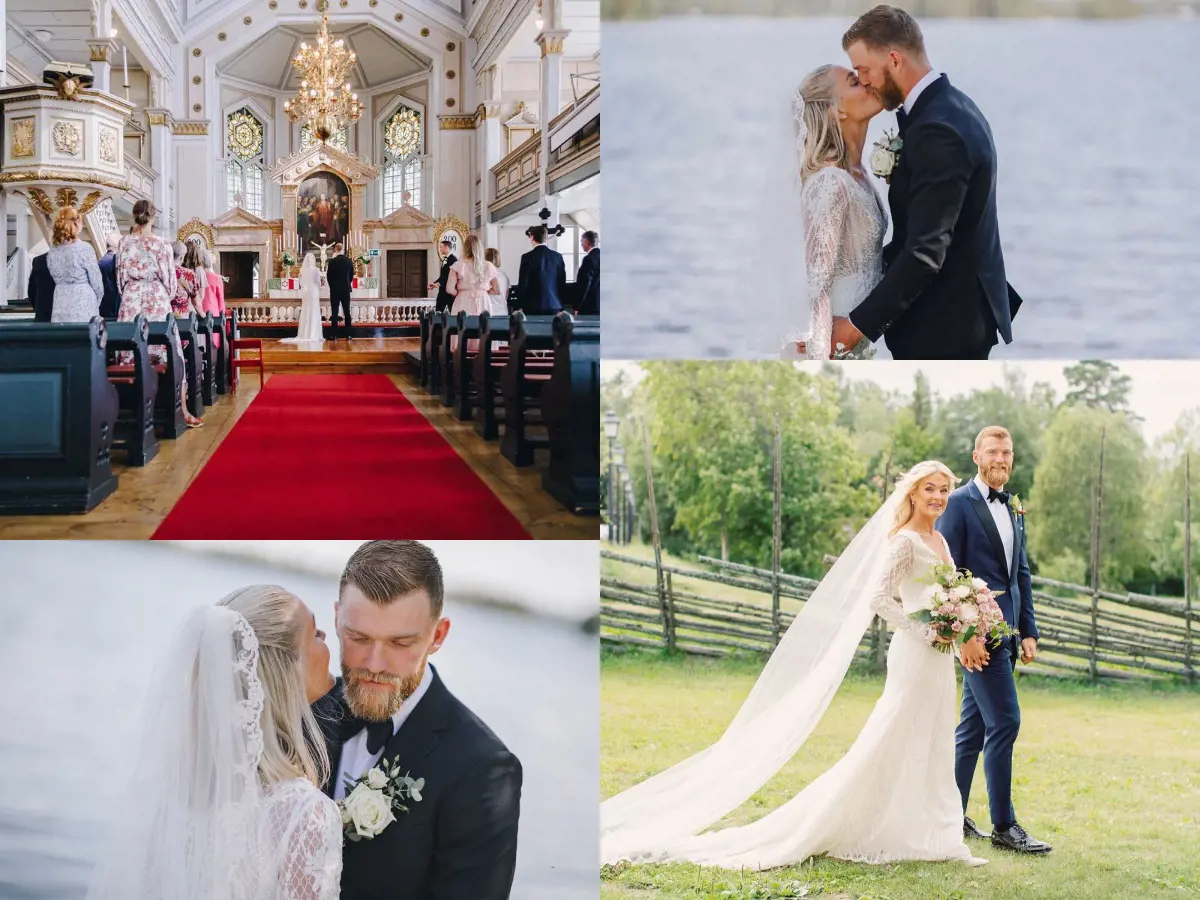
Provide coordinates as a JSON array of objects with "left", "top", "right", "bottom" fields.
[
  {"left": 225, "top": 107, "right": 266, "bottom": 217},
  {"left": 382, "top": 105, "right": 423, "bottom": 216},
  {"left": 300, "top": 121, "right": 349, "bottom": 152}
]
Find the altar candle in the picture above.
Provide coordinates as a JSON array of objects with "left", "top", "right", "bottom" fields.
[{"left": 122, "top": 46, "right": 128, "bottom": 90}]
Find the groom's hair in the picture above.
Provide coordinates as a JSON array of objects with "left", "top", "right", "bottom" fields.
[
  {"left": 333, "top": 242, "right": 344, "bottom": 253},
  {"left": 842, "top": 5, "right": 926, "bottom": 58},
  {"left": 975, "top": 425, "right": 1012, "bottom": 450},
  {"left": 340, "top": 541, "right": 445, "bottom": 618}
]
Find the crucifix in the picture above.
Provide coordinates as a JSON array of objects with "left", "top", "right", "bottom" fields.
[{"left": 310, "top": 239, "right": 335, "bottom": 270}]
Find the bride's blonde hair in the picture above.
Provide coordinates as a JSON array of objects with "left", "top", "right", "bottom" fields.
[
  {"left": 797, "top": 65, "right": 851, "bottom": 181},
  {"left": 218, "top": 586, "right": 330, "bottom": 790},
  {"left": 889, "top": 460, "right": 959, "bottom": 536}
]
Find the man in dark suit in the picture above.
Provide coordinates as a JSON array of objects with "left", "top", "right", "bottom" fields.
[
  {"left": 313, "top": 541, "right": 522, "bottom": 900},
  {"left": 573, "top": 230, "right": 600, "bottom": 316},
  {"left": 428, "top": 240, "right": 457, "bottom": 312},
  {"left": 834, "top": 6, "right": 1021, "bottom": 360},
  {"left": 515, "top": 225, "right": 566, "bottom": 314},
  {"left": 27, "top": 252, "right": 55, "bottom": 322},
  {"left": 937, "top": 426, "right": 1050, "bottom": 856},
  {"left": 326, "top": 242, "right": 356, "bottom": 341},
  {"left": 97, "top": 234, "right": 122, "bottom": 318}
]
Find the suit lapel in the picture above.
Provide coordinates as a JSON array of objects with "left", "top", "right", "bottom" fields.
[
  {"left": 312, "top": 681, "right": 351, "bottom": 799},
  {"left": 378, "top": 668, "right": 452, "bottom": 778},
  {"left": 967, "top": 480, "right": 1008, "bottom": 576},
  {"left": 1008, "top": 506, "right": 1021, "bottom": 583}
]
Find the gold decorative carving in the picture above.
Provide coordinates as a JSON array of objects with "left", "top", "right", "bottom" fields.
[
  {"left": 47, "top": 74, "right": 85, "bottom": 100},
  {"left": 78, "top": 191, "right": 104, "bottom": 214},
  {"left": 432, "top": 214, "right": 469, "bottom": 262},
  {"left": 439, "top": 115, "right": 476, "bottom": 130},
  {"left": 446, "top": 70, "right": 456, "bottom": 79},
  {"left": 192, "top": 48, "right": 202, "bottom": 57},
  {"left": 11, "top": 119, "right": 35, "bottom": 158},
  {"left": 146, "top": 111, "right": 171, "bottom": 126},
  {"left": 177, "top": 217, "right": 216, "bottom": 248},
  {"left": 193, "top": 75, "right": 202, "bottom": 84},
  {"left": 269, "top": 1, "right": 278, "bottom": 8},
  {"left": 446, "top": 98, "right": 456, "bottom": 108},
  {"left": 394, "top": 11, "right": 402, "bottom": 19},
  {"left": 89, "top": 43, "right": 111, "bottom": 62},
  {"left": 446, "top": 41, "right": 456, "bottom": 51},
  {"left": 539, "top": 35, "right": 566, "bottom": 57},
  {"left": 99, "top": 125, "right": 119, "bottom": 163},
  {"left": 172, "top": 120, "right": 209, "bottom": 136},
  {"left": 27, "top": 189, "right": 55, "bottom": 216},
  {"left": 0, "top": 170, "right": 131, "bottom": 191},
  {"left": 218, "top": 32, "right": 227, "bottom": 41},
  {"left": 56, "top": 188, "right": 79, "bottom": 209},
  {"left": 52, "top": 121, "right": 82, "bottom": 156},
  {"left": 420, "top": 27, "right": 430, "bottom": 37},
  {"left": 193, "top": 103, "right": 202, "bottom": 113},
  {"left": 243, "top": 15, "right": 252, "bottom": 23}
]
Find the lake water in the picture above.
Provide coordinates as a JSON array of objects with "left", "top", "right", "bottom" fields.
[
  {"left": 0, "top": 543, "right": 598, "bottom": 900},
  {"left": 602, "top": 17, "right": 1200, "bottom": 359}
]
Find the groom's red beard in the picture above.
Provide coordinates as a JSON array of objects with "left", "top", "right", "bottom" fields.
[
  {"left": 873, "top": 69, "right": 906, "bottom": 111},
  {"left": 343, "top": 658, "right": 427, "bottom": 721},
  {"left": 981, "top": 462, "right": 1011, "bottom": 488}
]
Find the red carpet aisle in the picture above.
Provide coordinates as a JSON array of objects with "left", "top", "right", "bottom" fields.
[{"left": 153, "top": 375, "right": 530, "bottom": 538}]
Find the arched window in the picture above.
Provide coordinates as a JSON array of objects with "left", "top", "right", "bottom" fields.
[
  {"left": 300, "top": 121, "right": 349, "bottom": 152},
  {"left": 225, "top": 107, "right": 266, "bottom": 217},
  {"left": 382, "top": 105, "right": 422, "bottom": 215}
]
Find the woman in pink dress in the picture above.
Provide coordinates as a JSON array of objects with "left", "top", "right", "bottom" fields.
[
  {"left": 446, "top": 236, "right": 500, "bottom": 354},
  {"left": 200, "top": 248, "right": 226, "bottom": 349}
]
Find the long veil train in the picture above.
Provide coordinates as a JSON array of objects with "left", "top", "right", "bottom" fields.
[{"left": 600, "top": 483, "right": 909, "bottom": 864}]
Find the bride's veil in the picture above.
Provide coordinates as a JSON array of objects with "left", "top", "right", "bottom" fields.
[
  {"left": 300, "top": 253, "right": 319, "bottom": 290},
  {"left": 601, "top": 480, "right": 912, "bottom": 863},
  {"left": 85, "top": 605, "right": 270, "bottom": 900}
]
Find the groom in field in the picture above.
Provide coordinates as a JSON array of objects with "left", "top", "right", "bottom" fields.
[
  {"left": 313, "top": 541, "right": 522, "bottom": 899},
  {"left": 936, "top": 426, "right": 1052, "bottom": 855},
  {"left": 832, "top": 6, "right": 1022, "bottom": 360}
]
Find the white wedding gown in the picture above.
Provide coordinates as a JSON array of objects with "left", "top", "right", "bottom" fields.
[
  {"left": 630, "top": 530, "right": 981, "bottom": 871},
  {"left": 801, "top": 166, "right": 888, "bottom": 361},
  {"left": 283, "top": 264, "right": 325, "bottom": 344},
  {"left": 264, "top": 778, "right": 344, "bottom": 900}
]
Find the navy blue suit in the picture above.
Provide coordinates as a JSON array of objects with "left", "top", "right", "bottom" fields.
[
  {"left": 515, "top": 244, "right": 566, "bottom": 314},
  {"left": 937, "top": 478, "right": 1038, "bottom": 830},
  {"left": 97, "top": 251, "right": 122, "bottom": 318},
  {"left": 28, "top": 253, "right": 55, "bottom": 322}
]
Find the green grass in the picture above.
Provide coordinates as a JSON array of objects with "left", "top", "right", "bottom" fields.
[{"left": 601, "top": 650, "right": 1200, "bottom": 900}]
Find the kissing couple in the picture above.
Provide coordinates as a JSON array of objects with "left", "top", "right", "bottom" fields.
[
  {"left": 86, "top": 540, "right": 522, "bottom": 900},
  {"left": 784, "top": 5, "right": 1023, "bottom": 361},
  {"left": 603, "top": 427, "right": 1051, "bottom": 869}
]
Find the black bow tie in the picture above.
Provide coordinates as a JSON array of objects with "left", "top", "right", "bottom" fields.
[
  {"left": 896, "top": 108, "right": 909, "bottom": 137},
  {"left": 320, "top": 693, "right": 395, "bottom": 754},
  {"left": 988, "top": 487, "right": 1011, "bottom": 505}
]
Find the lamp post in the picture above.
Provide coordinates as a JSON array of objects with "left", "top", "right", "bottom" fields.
[
  {"left": 624, "top": 478, "right": 635, "bottom": 544},
  {"left": 614, "top": 460, "right": 627, "bottom": 545},
  {"left": 603, "top": 410, "right": 619, "bottom": 541}
]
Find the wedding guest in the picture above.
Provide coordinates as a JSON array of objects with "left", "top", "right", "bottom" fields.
[
  {"left": 27, "top": 251, "right": 55, "bottom": 322},
  {"left": 97, "top": 233, "right": 122, "bottom": 318},
  {"left": 428, "top": 239, "right": 457, "bottom": 311},
  {"left": 447, "top": 235, "right": 500, "bottom": 317},
  {"left": 47, "top": 206, "right": 104, "bottom": 323},
  {"left": 172, "top": 241, "right": 204, "bottom": 428},
  {"left": 485, "top": 247, "right": 511, "bottom": 314},
  {"left": 201, "top": 248, "right": 225, "bottom": 349},
  {"left": 515, "top": 225, "right": 566, "bottom": 314},
  {"left": 574, "top": 230, "right": 599, "bottom": 316}
]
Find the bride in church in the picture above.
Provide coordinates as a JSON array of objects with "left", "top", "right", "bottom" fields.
[{"left": 281, "top": 253, "right": 325, "bottom": 345}]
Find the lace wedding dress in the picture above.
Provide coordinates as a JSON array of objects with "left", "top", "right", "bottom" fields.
[
  {"left": 644, "top": 530, "right": 981, "bottom": 870},
  {"left": 799, "top": 166, "right": 888, "bottom": 361},
  {"left": 283, "top": 255, "right": 325, "bottom": 344},
  {"left": 85, "top": 605, "right": 343, "bottom": 900}
]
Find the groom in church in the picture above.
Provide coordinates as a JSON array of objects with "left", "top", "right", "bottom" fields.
[
  {"left": 832, "top": 5, "right": 1022, "bottom": 360},
  {"left": 313, "top": 541, "right": 522, "bottom": 899},
  {"left": 936, "top": 426, "right": 1052, "bottom": 856}
]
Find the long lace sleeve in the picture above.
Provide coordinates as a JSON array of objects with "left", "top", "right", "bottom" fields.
[
  {"left": 868, "top": 534, "right": 929, "bottom": 639},
  {"left": 802, "top": 169, "right": 850, "bottom": 360},
  {"left": 271, "top": 782, "right": 344, "bottom": 900}
]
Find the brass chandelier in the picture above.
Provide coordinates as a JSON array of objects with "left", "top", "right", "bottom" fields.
[{"left": 283, "top": 0, "right": 364, "bottom": 142}]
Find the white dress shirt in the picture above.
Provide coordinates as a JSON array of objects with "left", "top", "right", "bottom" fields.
[
  {"left": 903, "top": 69, "right": 943, "bottom": 114},
  {"left": 974, "top": 474, "right": 1014, "bottom": 572},
  {"left": 334, "top": 663, "right": 435, "bottom": 801}
]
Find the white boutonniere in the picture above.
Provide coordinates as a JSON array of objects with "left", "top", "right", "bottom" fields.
[
  {"left": 869, "top": 128, "right": 903, "bottom": 182},
  {"left": 1009, "top": 493, "right": 1026, "bottom": 517},
  {"left": 338, "top": 762, "right": 425, "bottom": 842}
]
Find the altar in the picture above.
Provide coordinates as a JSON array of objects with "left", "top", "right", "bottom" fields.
[{"left": 266, "top": 274, "right": 382, "bottom": 300}]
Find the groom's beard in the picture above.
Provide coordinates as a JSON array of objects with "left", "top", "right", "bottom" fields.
[
  {"left": 980, "top": 463, "right": 1011, "bottom": 489},
  {"left": 342, "top": 657, "right": 427, "bottom": 721},
  {"left": 874, "top": 69, "right": 906, "bottom": 111}
]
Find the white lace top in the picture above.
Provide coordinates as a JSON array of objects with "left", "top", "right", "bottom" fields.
[
  {"left": 801, "top": 166, "right": 888, "bottom": 359},
  {"left": 264, "top": 778, "right": 344, "bottom": 900},
  {"left": 869, "top": 531, "right": 952, "bottom": 640}
]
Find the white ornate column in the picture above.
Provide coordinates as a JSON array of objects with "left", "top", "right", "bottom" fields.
[
  {"left": 87, "top": 39, "right": 118, "bottom": 94},
  {"left": 0, "top": 0, "right": 6, "bottom": 88},
  {"left": 146, "top": 76, "right": 173, "bottom": 236},
  {"left": 536, "top": 1, "right": 570, "bottom": 252},
  {"left": 478, "top": 65, "right": 504, "bottom": 249}
]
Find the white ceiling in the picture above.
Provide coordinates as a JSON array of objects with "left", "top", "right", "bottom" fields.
[
  {"left": 500, "top": 0, "right": 600, "bottom": 62},
  {"left": 217, "top": 23, "right": 431, "bottom": 92},
  {"left": 6, "top": 0, "right": 99, "bottom": 73}
]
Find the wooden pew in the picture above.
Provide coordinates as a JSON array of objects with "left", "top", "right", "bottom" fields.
[
  {"left": 426, "top": 311, "right": 451, "bottom": 396},
  {"left": 451, "top": 312, "right": 485, "bottom": 421},
  {"left": 500, "top": 312, "right": 557, "bottom": 467},
  {"left": 438, "top": 311, "right": 474, "bottom": 409},
  {"left": 0, "top": 318, "right": 120, "bottom": 513},
  {"left": 541, "top": 312, "right": 601, "bottom": 513},
  {"left": 147, "top": 317, "right": 187, "bottom": 438},
  {"left": 418, "top": 308, "right": 434, "bottom": 388},
  {"left": 473, "top": 312, "right": 512, "bottom": 440},
  {"left": 212, "top": 312, "right": 229, "bottom": 396},
  {"left": 174, "top": 312, "right": 205, "bottom": 419},
  {"left": 104, "top": 314, "right": 160, "bottom": 466},
  {"left": 195, "top": 312, "right": 216, "bottom": 406}
]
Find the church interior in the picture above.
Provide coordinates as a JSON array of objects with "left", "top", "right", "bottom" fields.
[{"left": 0, "top": 0, "right": 600, "bottom": 538}]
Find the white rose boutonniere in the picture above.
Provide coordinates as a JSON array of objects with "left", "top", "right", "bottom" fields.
[
  {"left": 338, "top": 761, "right": 425, "bottom": 842},
  {"left": 870, "top": 129, "right": 903, "bottom": 182}
]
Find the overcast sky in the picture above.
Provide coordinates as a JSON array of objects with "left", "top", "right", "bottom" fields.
[{"left": 601, "top": 361, "right": 1200, "bottom": 443}]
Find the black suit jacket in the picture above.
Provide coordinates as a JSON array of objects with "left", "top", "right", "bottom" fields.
[
  {"left": 849, "top": 75, "right": 1021, "bottom": 360},
  {"left": 97, "top": 251, "right": 122, "bottom": 318},
  {"left": 326, "top": 254, "right": 355, "bottom": 300},
  {"left": 315, "top": 669, "right": 522, "bottom": 900},
  {"left": 28, "top": 253, "right": 55, "bottom": 322},
  {"left": 574, "top": 248, "right": 600, "bottom": 315},
  {"left": 515, "top": 244, "right": 566, "bottom": 314},
  {"left": 435, "top": 253, "right": 457, "bottom": 311}
]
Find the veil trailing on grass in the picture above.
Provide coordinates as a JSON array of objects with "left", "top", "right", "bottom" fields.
[{"left": 600, "top": 481, "right": 911, "bottom": 864}]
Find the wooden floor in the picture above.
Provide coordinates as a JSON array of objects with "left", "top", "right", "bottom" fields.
[
  {"left": 261, "top": 337, "right": 417, "bottom": 374},
  {"left": 0, "top": 369, "right": 598, "bottom": 540}
]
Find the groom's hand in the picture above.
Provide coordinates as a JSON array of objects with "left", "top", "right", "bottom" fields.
[
  {"left": 959, "top": 639, "right": 989, "bottom": 672},
  {"left": 1020, "top": 637, "right": 1037, "bottom": 664},
  {"left": 831, "top": 316, "right": 864, "bottom": 354}
]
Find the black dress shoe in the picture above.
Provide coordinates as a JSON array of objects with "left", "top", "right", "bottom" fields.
[
  {"left": 991, "top": 823, "right": 1052, "bottom": 854},
  {"left": 964, "top": 816, "right": 988, "bottom": 840}
]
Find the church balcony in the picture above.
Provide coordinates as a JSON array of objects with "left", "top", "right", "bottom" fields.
[{"left": 123, "top": 156, "right": 157, "bottom": 204}]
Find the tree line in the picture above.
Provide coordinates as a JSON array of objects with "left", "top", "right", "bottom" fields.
[{"left": 601, "top": 361, "right": 1199, "bottom": 597}]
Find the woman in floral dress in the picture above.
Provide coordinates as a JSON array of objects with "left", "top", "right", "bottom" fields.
[{"left": 170, "top": 240, "right": 205, "bottom": 427}]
